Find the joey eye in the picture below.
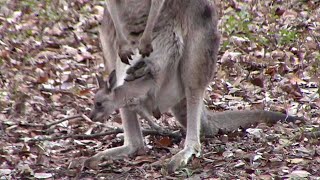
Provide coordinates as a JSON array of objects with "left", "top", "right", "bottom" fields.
[{"left": 95, "top": 102, "right": 102, "bottom": 108}]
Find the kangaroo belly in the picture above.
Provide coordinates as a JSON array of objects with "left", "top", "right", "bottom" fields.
[
  {"left": 148, "top": 24, "right": 185, "bottom": 112},
  {"left": 156, "top": 73, "right": 184, "bottom": 112},
  {"left": 119, "top": 0, "right": 151, "bottom": 42}
]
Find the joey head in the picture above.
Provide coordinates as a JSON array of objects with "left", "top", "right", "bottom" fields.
[
  {"left": 89, "top": 70, "right": 118, "bottom": 122},
  {"left": 89, "top": 68, "right": 157, "bottom": 122}
]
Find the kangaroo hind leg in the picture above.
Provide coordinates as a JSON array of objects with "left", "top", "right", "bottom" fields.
[
  {"left": 85, "top": 108, "right": 144, "bottom": 169},
  {"left": 167, "top": 13, "right": 220, "bottom": 173}
]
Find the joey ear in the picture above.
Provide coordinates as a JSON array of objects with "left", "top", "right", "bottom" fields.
[
  {"left": 108, "top": 70, "right": 117, "bottom": 90},
  {"left": 96, "top": 73, "right": 105, "bottom": 88}
]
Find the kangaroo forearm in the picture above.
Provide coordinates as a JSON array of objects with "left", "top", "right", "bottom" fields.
[
  {"left": 143, "top": 0, "right": 165, "bottom": 37},
  {"left": 106, "top": 0, "right": 128, "bottom": 43}
]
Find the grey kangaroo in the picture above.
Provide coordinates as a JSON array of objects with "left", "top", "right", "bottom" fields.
[{"left": 85, "top": 0, "right": 302, "bottom": 173}]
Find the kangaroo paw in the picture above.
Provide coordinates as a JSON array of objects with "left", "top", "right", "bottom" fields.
[
  {"left": 125, "top": 60, "right": 151, "bottom": 81},
  {"left": 84, "top": 145, "right": 145, "bottom": 170},
  {"left": 138, "top": 40, "right": 153, "bottom": 58},
  {"left": 166, "top": 144, "right": 201, "bottom": 174},
  {"left": 118, "top": 41, "right": 134, "bottom": 64}
]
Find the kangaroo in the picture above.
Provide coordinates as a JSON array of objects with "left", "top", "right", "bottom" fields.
[{"left": 85, "top": 0, "right": 303, "bottom": 173}]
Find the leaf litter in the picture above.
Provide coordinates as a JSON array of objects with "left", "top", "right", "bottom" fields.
[{"left": 0, "top": 0, "right": 319, "bottom": 179}]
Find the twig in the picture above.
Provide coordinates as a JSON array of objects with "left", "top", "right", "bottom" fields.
[
  {"left": 81, "top": 114, "right": 94, "bottom": 123},
  {"left": 18, "top": 115, "right": 83, "bottom": 128},
  {"left": 40, "top": 87, "right": 74, "bottom": 95},
  {"left": 81, "top": 114, "right": 106, "bottom": 127},
  {"left": 29, "top": 128, "right": 123, "bottom": 142},
  {"left": 202, "top": 157, "right": 215, "bottom": 163},
  {"left": 143, "top": 129, "right": 181, "bottom": 138},
  {"left": 45, "top": 114, "right": 82, "bottom": 128},
  {"left": 137, "top": 110, "right": 167, "bottom": 133},
  {"left": 20, "top": 114, "right": 104, "bottom": 129}
]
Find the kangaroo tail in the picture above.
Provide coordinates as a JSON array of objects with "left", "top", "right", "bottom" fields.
[{"left": 201, "top": 109, "right": 304, "bottom": 136}]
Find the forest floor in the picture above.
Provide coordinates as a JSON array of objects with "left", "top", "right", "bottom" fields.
[{"left": 0, "top": 0, "right": 319, "bottom": 179}]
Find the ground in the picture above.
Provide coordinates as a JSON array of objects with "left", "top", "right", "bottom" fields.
[{"left": 0, "top": 0, "right": 319, "bottom": 179}]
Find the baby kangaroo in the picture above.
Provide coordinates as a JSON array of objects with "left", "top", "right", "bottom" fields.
[{"left": 89, "top": 68, "right": 160, "bottom": 127}]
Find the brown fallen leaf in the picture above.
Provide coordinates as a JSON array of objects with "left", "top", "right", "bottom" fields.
[
  {"left": 155, "top": 136, "right": 172, "bottom": 147},
  {"left": 250, "top": 77, "right": 264, "bottom": 88}
]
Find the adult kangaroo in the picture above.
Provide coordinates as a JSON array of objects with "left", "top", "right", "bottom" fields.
[{"left": 85, "top": 0, "right": 302, "bottom": 173}]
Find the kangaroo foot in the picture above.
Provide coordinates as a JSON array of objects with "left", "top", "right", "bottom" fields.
[
  {"left": 125, "top": 60, "right": 151, "bottom": 81},
  {"left": 84, "top": 145, "right": 145, "bottom": 170},
  {"left": 166, "top": 143, "right": 202, "bottom": 174}
]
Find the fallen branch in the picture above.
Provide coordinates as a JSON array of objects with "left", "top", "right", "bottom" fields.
[
  {"left": 28, "top": 128, "right": 182, "bottom": 142},
  {"left": 19, "top": 122, "right": 45, "bottom": 127},
  {"left": 143, "top": 129, "right": 181, "bottom": 138},
  {"left": 29, "top": 128, "right": 122, "bottom": 142}
]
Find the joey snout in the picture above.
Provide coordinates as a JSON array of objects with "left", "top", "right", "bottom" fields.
[
  {"left": 88, "top": 108, "right": 105, "bottom": 122},
  {"left": 88, "top": 101, "right": 116, "bottom": 122}
]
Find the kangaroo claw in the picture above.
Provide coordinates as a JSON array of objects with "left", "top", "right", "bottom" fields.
[
  {"left": 118, "top": 40, "right": 134, "bottom": 64},
  {"left": 139, "top": 42, "right": 153, "bottom": 58},
  {"left": 119, "top": 51, "right": 133, "bottom": 65},
  {"left": 166, "top": 144, "right": 201, "bottom": 174}
]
